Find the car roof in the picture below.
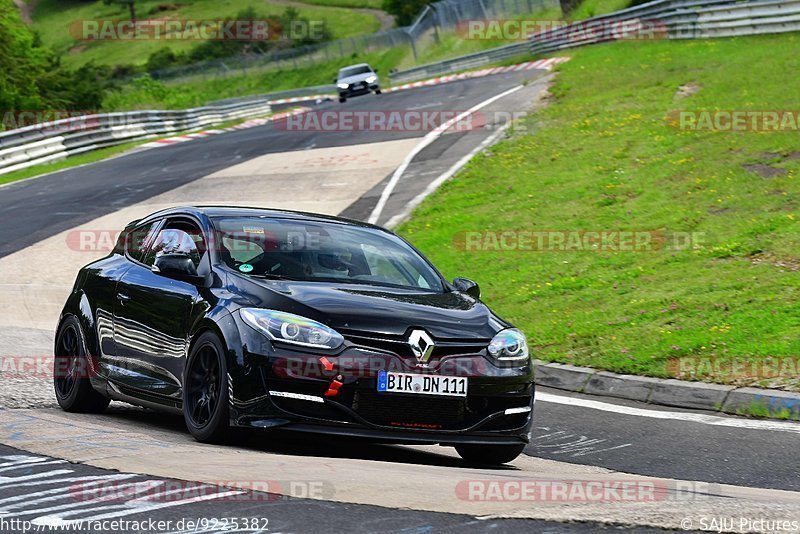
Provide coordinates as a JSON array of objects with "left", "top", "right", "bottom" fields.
[
  {"left": 339, "top": 63, "right": 371, "bottom": 71},
  {"left": 134, "top": 205, "right": 384, "bottom": 231}
]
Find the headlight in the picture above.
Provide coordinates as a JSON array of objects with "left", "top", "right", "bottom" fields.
[
  {"left": 337, "top": 82, "right": 349, "bottom": 89},
  {"left": 240, "top": 308, "right": 344, "bottom": 350},
  {"left": 487, "top": 328, "right": 529, "bottom": 361},
  {"left": 365, "top": 75, "right": 377, "bottom": 84}
]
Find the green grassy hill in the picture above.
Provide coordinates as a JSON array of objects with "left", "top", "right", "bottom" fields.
[
  {"left": 30, "top": 0, "right": 384, "bottom": 68},
  {"left": 20, "top": 0, "right": 638, "bottom": 111},
  {"left": 399, "top": 33, "right": 800, "bottom": 391}
]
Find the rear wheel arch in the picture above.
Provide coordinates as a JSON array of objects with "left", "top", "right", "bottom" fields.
[{"left": 53, "top": 314, "right": 110, "bottom": 413}]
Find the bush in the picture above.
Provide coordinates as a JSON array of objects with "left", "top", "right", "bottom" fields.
[
  {"left": 142, "top": 7, "right": 334, "bottom": 75},
  {"left": 146, "top": 47, "right": 188, "bottom": 73}
]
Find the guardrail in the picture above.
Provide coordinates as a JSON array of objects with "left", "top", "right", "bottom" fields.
[
  {"left": 389, "top": 42, "right": 533, "bottom": 84},
  {"left": 0, "top": 100, "right": 272, "bottom": 177},
  {"left": 389, "top": 0, "right": 795, "bottom": 83},
  {"left": 526, "top": 0, "right": 800, "bottom": 54},
  {"left": 208, "top": 85, "right": 334, "bottom": 106}
]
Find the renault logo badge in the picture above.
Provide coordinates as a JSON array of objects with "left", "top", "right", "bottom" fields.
[{"left": 408, "top": 329, "right": 435, "bottom": 363}]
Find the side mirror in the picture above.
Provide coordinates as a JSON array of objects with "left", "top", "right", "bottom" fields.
[
  {"left": 333, "top": 78, "right": 338, "bottom": 83},
  {"left": 453, "top": 277, "right": 480, "bottom": 299},
  {"left": 374, "top": 68, "right": 379, "bottom": 74},
  {"left": 153, "top": 253, "right": 204, "bottom": 284}
]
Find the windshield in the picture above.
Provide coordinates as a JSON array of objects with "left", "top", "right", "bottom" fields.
[
  {"left": 211, "top": 217, "right": 444, "bottom": 292},
  {"left": 338, "top": 65, "right": 373, "bottom": 78}
]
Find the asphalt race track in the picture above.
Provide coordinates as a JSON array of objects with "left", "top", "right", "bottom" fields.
[
  {"left": 0, "top": 69, "right": 798, "bottom": 533},
  {"left": 0, "top": 442, "right": 683, "bottom": 533}
]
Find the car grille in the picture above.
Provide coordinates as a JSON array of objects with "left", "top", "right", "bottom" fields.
[
  {"left": 352, "top": 390, "right": 466, "bottom": 430},
  {"left": 352, "top": 388, "right": 533, "bottom": 431},
  {"left": 342, "top": 332, "right": 489, "bottom": 362}
]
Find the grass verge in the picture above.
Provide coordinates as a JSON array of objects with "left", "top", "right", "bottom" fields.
[{"left": 398, "top": 33, "right": 800, "bottom": 389}]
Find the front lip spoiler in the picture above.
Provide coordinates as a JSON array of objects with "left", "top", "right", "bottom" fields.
[
  {"left": 235, "top": 387, "right": 535, "bottom": 440},
  {"left": 320, "top": 395, "right": 532, "bottom": 435},
  {"left": 239, "top": 421, "right": 529, "bottom": 446}
]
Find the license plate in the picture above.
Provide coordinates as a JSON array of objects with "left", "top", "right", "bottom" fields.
[{"left": 377, "top": 371, "right": 467, "bottom": 397}]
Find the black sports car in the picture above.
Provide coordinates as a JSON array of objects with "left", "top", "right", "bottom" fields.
[{"left": 54, "top": 206, "right": 534, "bottom": 464}]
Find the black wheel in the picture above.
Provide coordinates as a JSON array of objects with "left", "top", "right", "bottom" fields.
[
  {"left": 53, "top": 316, "right": 109, "bottom": 413},
  {"left": 375, "top": 89, "right": 382, "bottom": 94},
  {"left": 184, "top": 331, "right": 230, "bottom": 443},
  {"left": 339, "top": 96, "right": 346, "bottom": 103},
  {"left": 455, "top": 443, "right": 526, "bottom": 465}
]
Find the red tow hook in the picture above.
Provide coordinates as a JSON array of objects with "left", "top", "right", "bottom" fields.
[
  {"left": 319, "top": 356, "right": 335, "bottom": 372},
  {"left": 325, "top": 375, "right": 344, "bottom": 398}
]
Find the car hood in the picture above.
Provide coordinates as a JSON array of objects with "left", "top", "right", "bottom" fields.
[
  {"left": 235, "top": 277, "right": 507, "bottom": 340},
  {"left": 338, "top": 73, "right": 375, "bottom": 85}
]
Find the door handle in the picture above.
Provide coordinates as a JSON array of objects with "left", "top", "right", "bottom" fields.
[{"left": 116, "top": 292, "right": 131, "bottom": 303}]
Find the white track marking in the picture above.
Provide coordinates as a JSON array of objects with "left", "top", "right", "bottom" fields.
[
  {"left": 0, "top": 484, "right": 95, "bottom": 507},
  {"left": 32, "top": 489, "right": 244, "bottom": 526},
  {"left": 384, "top": 120, "right": 513, "bottom": 229},
  {"left": 367, "top": 85, "right": 523, "bottom": 225},
  {"left": 1, "top": 480, "right": 158, "bottom": 511},
  {"left": 0, "top": 456, "right": 50, "bottom": 468},
  {"left": 0, "top": 470, "right": 73, "bottom": 485},
  {"left": 537, "top": 392, "right": 800, "bottom": 434},
  {"left": 0, "top": 460, "right": 65, "bottom": 473},
  {"left": 9, "top": 483, "right": 222, "bottom": 519},
  {"left": 0, "top": 474, "right": 137, "bottom": 492}
]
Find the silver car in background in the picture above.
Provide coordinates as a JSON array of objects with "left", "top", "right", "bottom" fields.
[{"left": 336, "top": 63, "right": 381, "bottom": 103}]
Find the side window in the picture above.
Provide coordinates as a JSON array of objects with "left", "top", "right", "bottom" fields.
[
  {"left": 125, "top": 221, "right": 160, "bottom": 264},
  {"left": 222, "top": 236, "right": 265, "bottom": 265},
  {"left": 144, "top": 220, "right": 207, "bottom": 269}
]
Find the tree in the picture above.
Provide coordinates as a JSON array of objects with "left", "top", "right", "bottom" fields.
[
  {"left": 559, "top": 0, "right": 582, "bottom": 15},
  {"left": 0, "top": 0, "right": 49, "bottom": 111},
  {"left": 382, "top": 0, "right": 430, "bottom": 27},
  {"left": 0, "top": 0, "right": 115, "bottom": 118},
  {"left": 103, "top": 0, "right": 136, "bottom": 22}
]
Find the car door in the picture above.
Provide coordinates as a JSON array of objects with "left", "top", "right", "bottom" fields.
[
  {"left": 90, "top": 219, "right": 162, "bottom": 380},
  {"left": 111, "top": 217, "right": 209, "bottom": 399}
]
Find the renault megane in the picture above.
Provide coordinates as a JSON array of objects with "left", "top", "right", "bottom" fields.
[{"left": 54, "top": 206, "right": 534, "bottom": 464}]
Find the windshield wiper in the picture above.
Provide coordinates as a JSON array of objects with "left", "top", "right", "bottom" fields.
[{"left": 248, "top": 273, "right": 296, "bottom": 281}]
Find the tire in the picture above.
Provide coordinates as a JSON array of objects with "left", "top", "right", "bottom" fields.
[
  {"left": 183, "top": 331, "right": 230, "bottom": 443},
  {"left": 53, "top": 316, "right": 110, "bottom": 413},
  {"left": 455, "top": 443, "right": 526, "bottom": 465},
  {"left": 339, "top": 96, "right": 347, "bottom": 103},
  {"left": 375, "top": 89, "right": 382, "bottom": 95}
]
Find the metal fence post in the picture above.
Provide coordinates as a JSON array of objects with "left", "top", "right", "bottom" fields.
[{"left": 406, "top": 30, "right": 418, "bottom": 62}]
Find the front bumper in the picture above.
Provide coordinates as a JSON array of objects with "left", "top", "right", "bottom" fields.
[
  {"left": 339, "top": 82, "right": 380, "bottom": 98},
  {"left": 228, "top": 329, "right": 535, "bottom": 445}
]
